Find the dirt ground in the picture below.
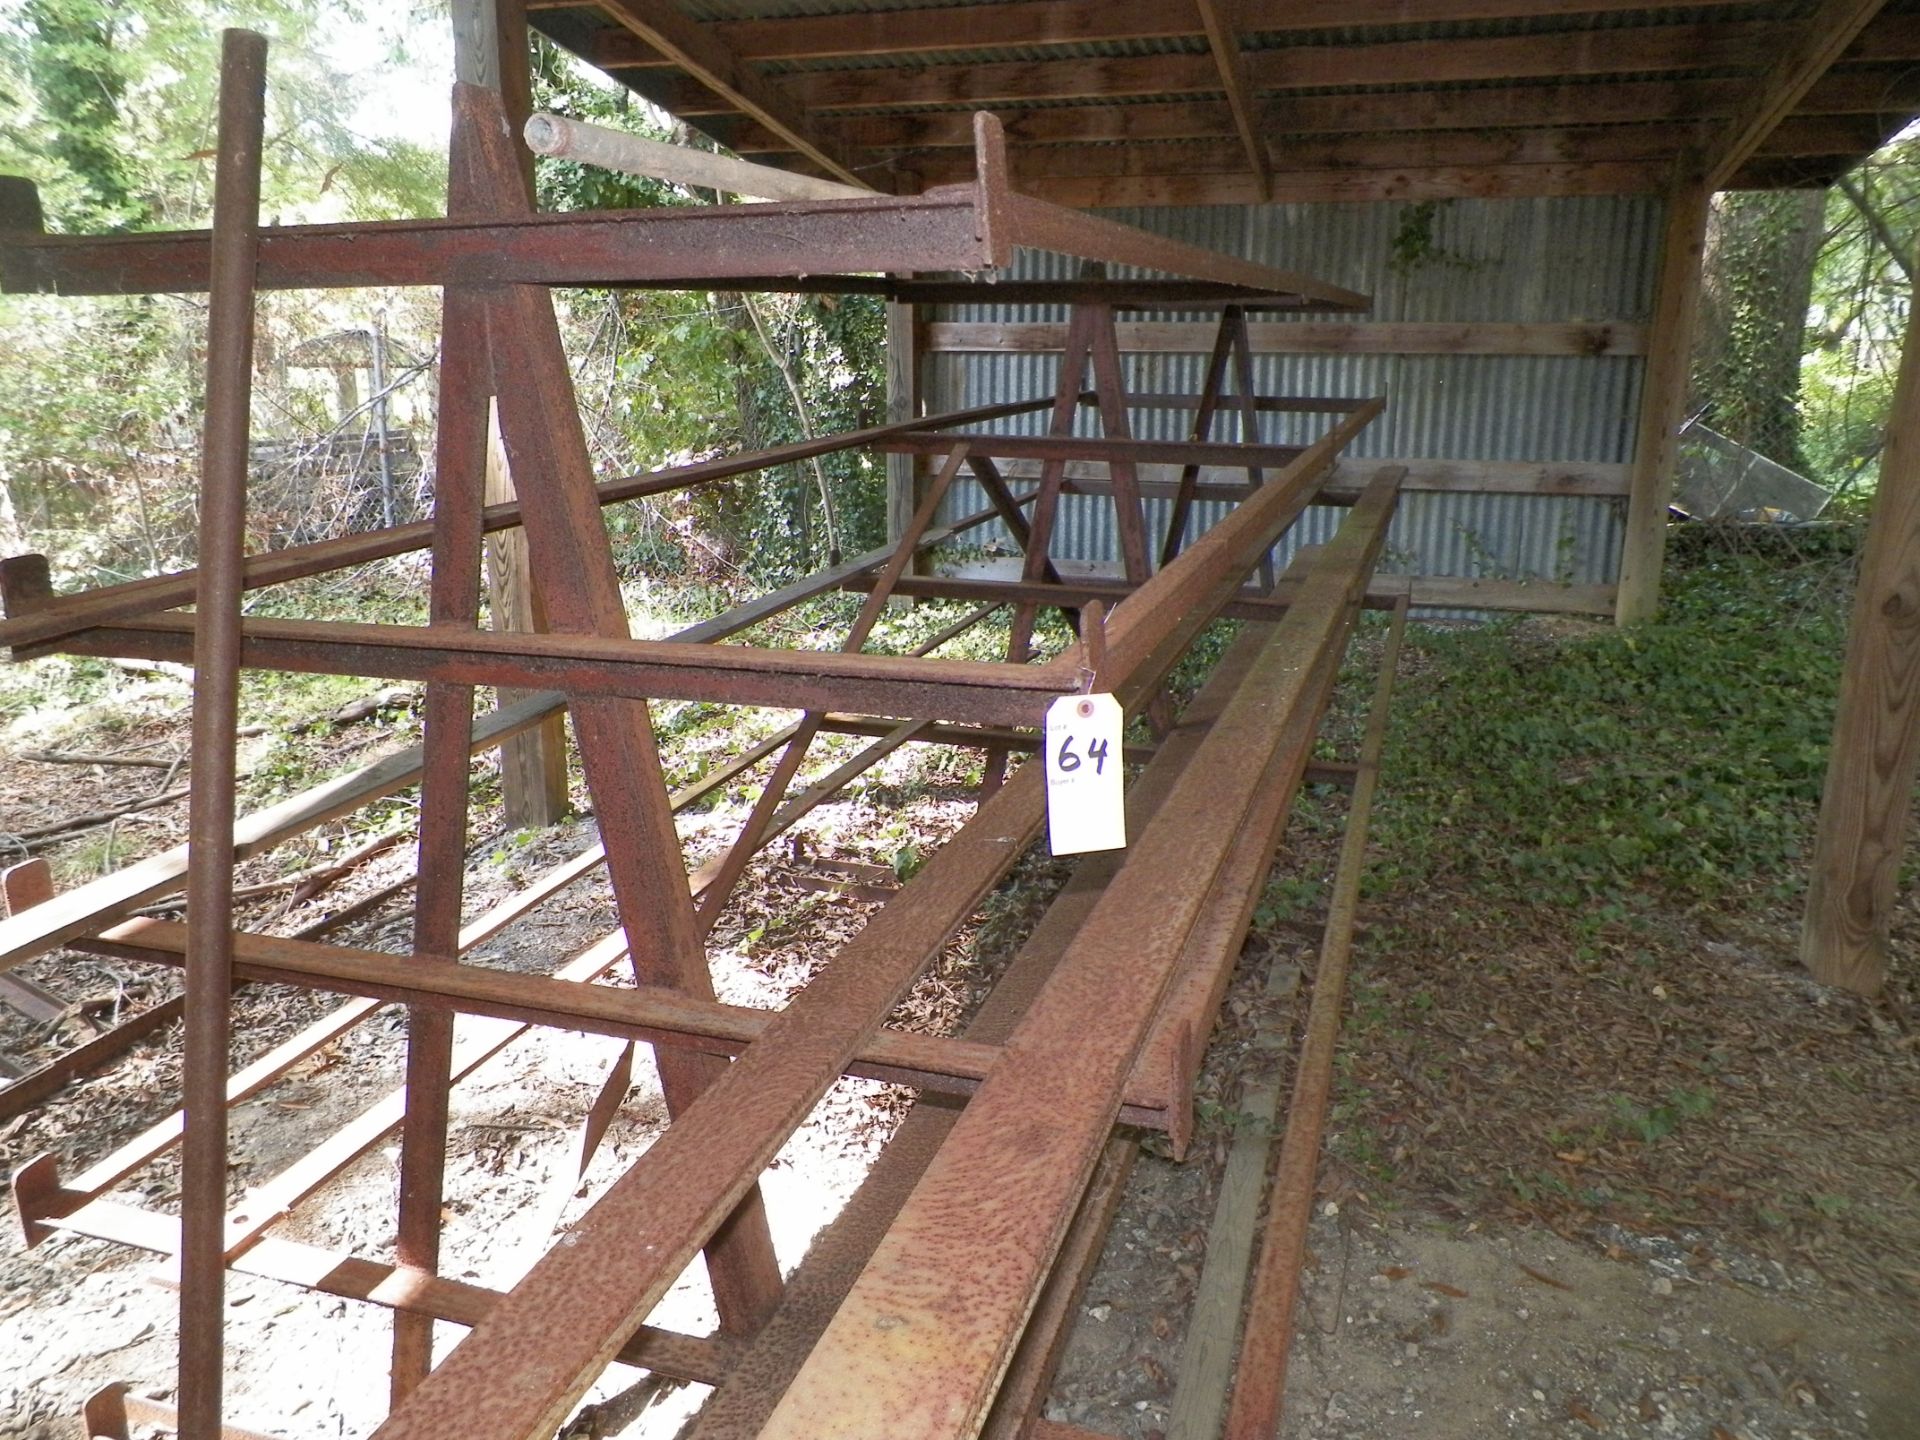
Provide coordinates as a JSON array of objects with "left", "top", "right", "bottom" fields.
[{"left": 3, "top": 631, "right": 1918, "bottom": 1440}]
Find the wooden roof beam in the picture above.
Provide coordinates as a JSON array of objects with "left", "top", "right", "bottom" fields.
[
  {"left": 1195, "top": 0, "right": 1271, "bottom": 200},
  {"left": 885, "top": 118, "right": 1885, "bottom": 188},
  {"left": 710, "top": 22, "right": 1780, "bottom": 114},
  {"left": 590, "top": 0, "right": 874, "bottom": 191},
  {"left": 1703, "top": 0, "right": 1892, "bottom": 191},
  {"left": 655, "top": 15, "right": 1920, "bottom": 117},
  {"left": 568, "top": 0, "right": 1764, "bottom": 65},
  {"left": 723, "top": 69, "right": 1920, "bottom": 154}
]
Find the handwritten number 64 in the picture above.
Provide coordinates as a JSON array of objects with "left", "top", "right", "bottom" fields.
[{"left": 1055, "top": 734, "right": 1110, "bottom": 775}]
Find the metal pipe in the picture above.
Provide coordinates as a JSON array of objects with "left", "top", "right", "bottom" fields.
[
  {"left": 1222, "top": 594, "right": 1412, "bottom": 1440},
  {"left": 523, "top": 112, "right": 869, "bottom": 202},
  {"left": 178, "top": 28, "right": 266, "bottom": 1440}
]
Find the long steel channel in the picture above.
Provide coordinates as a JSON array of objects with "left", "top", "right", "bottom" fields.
[{"left": 756, "top": 469, "right": 1401, "bottom": 1440}]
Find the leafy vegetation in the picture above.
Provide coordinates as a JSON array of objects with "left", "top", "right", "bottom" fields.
[
  {"left": 529, "top": 43, "right": 888, "bottom": 584},
  {"left": 1368, "top": 538, "right": 1852, "bottom": 911}
]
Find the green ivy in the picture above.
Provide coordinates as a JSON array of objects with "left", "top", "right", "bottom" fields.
[{"left": 1370, "top": 539, "right": 1853, "bottom": 909}]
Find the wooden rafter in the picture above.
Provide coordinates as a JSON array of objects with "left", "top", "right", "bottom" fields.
[
  {"left": 591, "top": 0, "right": 873, "bottom": 191},
  {"left": 639, "top": 15, "right": 1920, "bottom": 118},
  {"left": 722, "top": 73, "right": 1919, "bottom": 156},
  {"left": 1703, "top": 0, "right": 1893, "bottom": 191},
  {"left": 648, "top": 21, "right": 1783, "bottom": 114},
  {"left": 559, "top": 0, "right": 1762, "bottom": 65},
  {"left": 541, "top": 4, "right": 1920, "bottom": 205},
  {"left": 1194, "top": 0, "right": 1270, "bottom": 200}
]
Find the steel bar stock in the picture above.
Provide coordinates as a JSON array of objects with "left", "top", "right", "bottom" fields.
[
  {"left": 354, "top": 403, "right": 1378, "bottom": 1440},
  {"left": 756, "top": 468, "right": 1402, "bottom": 1440},
  {"left": 1222, "top": 594, "right": 1411, "bottom": 1440},
  {"left": 177, "top": 30, "right": 266, "bottom": 1439}
]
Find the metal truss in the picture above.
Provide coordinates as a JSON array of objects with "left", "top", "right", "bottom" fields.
[{"left": 3, "top": 36, "right": 1399, "bottom": 1440}]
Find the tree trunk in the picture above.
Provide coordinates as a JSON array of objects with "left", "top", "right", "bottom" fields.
[{"left": 1693, "top": 190, "right": 1826, "bottom": 472}]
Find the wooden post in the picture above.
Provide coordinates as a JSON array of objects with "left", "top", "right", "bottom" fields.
[
  {"left": 1800, "top": 287, "right": 1920, "bottom": 996},
  {"left": 1615, "top": 176, "right": 1711, "bottom": 626},
  {"left": 483, "top": 404, "right": 570, "bottom": 826},
  {"left": 454, "top": 0, "right": 568, "bottom": 829},
  {"left": 885, "top": 297, "right": 926, "bottom": 570}
]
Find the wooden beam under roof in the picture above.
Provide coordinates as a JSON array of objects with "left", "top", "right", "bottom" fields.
[
  {"left": 589, "top": 0, "right": 872, "bottom": 190},
  {"left": 1195, "top": 0, "right": 1271, "bottom": 200},
  {"left": 557, "top": 0, "right": 1763, "bottom": 66},
  {"left": 1703, "top": 0, "right": 1893, "bottom": 191},
  {"left": 722, "top": 69, "right": 1920, "bottom": 155},
  {"left": 892, "top": 118, "right": 1888, "bottom": 188},
  {"left": 640, "top": 14, "right": 1920, "bottom": 118},
  {"left": 657, "top": 21, "right": 1784, "bottom": 114},
  {"left": 987, "top": 160, "right": 1671, "bottom": 207}
]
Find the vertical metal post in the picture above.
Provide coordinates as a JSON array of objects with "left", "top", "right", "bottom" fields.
[
  {"left": 178, "top": 28, "right": 266, "bottom": 1440},
  {"left": 454, "top": 0, "right": 568, "bottom": 832},
  {"left": 388, "top": 104, "right": 495, "bottom": 1398},
  {"left": 370, "top": 311, "right": 397, "bottom": 529}
]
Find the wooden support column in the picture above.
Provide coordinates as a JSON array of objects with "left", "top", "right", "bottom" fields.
[
  {"left": 454, "top": 0, "right": 568, "bottom": 830},
  {"left": 1615, "top": 175, "right": 1710, "bottom": 626},
  {"left": 1800, "top": 287, "right": 1920, "bottom": 997},
  {"left": 483, "top": 408, "right": 570, "bottom": 827}
]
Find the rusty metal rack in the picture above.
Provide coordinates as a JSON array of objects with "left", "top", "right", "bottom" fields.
[{"left": 4, "top": 36, "right": 1401, "bottom": 1440}]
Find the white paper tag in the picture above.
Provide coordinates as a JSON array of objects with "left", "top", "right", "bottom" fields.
[{"left": 1043, "top": 692, "right": 1126, "bottom": 855}]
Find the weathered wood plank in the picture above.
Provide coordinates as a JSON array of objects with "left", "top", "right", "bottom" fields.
[
  {"left": 1801, "top": 282, "right": 1920, "bottom": 997},
  {"left": 1194, "top": 0, "right": 1270, "bottom": 198},
  {"left": 1616, "top": 181, "right": 1711, "bottom": 624},
  {"left": 659, "top": 22, "right": 1780, "bottom": 114},
  {"left": 1705, "top": 0, "right": 1892, "bottom": 191},
  {"left": 997, "top": 161, "right": 1669, "bottom": 207},
  {"left": 982, "top": 455, "right": 1629, "bottom": 497},
  {"left": 927, "top": 320, "right": 1646, "bottom": 357},
  {"left": 593, "top": 0, "right": 870, "bottom": 188},
  {"left": 725, "top": 73, "right": 1920, "bottom": 154}
]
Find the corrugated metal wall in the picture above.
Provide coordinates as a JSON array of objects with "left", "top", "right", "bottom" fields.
[{"left": 928, "top": 195, "right": 1663, "bottom": 593}]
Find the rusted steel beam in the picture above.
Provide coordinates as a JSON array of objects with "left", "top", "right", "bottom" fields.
[
  {"left": 691, "top": 442, "right": 969, "bottom": 931},
  {"left": 177, "top": 34, "right": 265, "bottom": 1437},
  {"left": 0, "top": 186, "right": 996, "bottom": 295},
  {"left": 755, "top": 470, "right": 1401, "bottom": 1440},
  {"left": 686, "top": 621, "right": 1276, "bottom": 1439},
  {"left": 0, "top": 115, "right": 1367, "bottom": 311},
  {"left": 0, "top": 395, "right": 1054, "bottom": 653},
  {"left": 1222, "top": 595, "right": 1410, "bottom": 1440},
  {"left": 73, "top": 919, "right": 1140, "bottom": 1112},
  {"left": 38, "top": 1204, "right": 732, "bottom": 1385},
  {"left": 391, "top": 98, "right": 495, "bottom": 1396},
  {"left": 45, "top": 612, "right": 1080, "bottom": 728},
  {"left": 1121, "top": 542, "right": 1379, "bottom": 1155},
  {"left": 1099, "top": 407, "right": 1383, "bottom": 711},
  {"left": 978, "top": 1137, "right": 1138, "bottom": 1440},
  {"left": 354, "top": 436, "right": 1345, "bottom": 1436},
  {"left": 465, "top": 81, "right": 784, "bottom": 1332},
  {"left": 360, "top": 756, "right": 1051, "bottom": 1440}
]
